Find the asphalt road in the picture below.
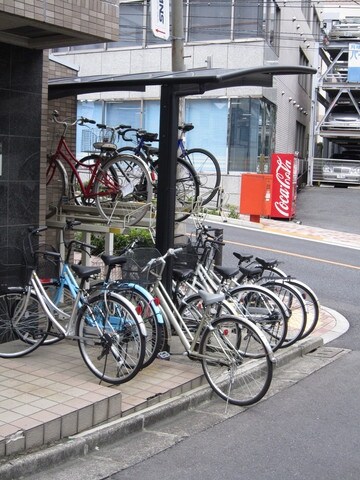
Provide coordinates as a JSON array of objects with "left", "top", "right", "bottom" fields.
[{"left": 294, "top": 184, "right": 360, "bottom": 234}]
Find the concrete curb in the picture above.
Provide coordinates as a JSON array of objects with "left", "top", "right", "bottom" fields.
[{"left": 0, "top": 335, "right": 324, "bottom": 480}]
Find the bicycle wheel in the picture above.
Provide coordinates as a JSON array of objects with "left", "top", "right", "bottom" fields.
[
  {"left": 112, "top": 283, "right": 164, "bottom": 368},
  {"left": 94, "top": 154, "right": 153, "bottom": 227},
  {"left": 0, "top": 291, "right": 50, "bottom": 357},
  {"left": 46, "top": 157, "right": 67, "bottom": 218},
  {"left": 228, "top": 285, "right": 288, "bottom": 352},
  {"left": 200, "top": 316, "right": 273, "bottom": 406},
  {"left": 284, "top": 279, "right": 320, "bottom": 339},
  {"left": 261, "top": 280, "right": 306, "bottom": 347},
  {"left": 70, "top": 155, "right": 99, "bottom": 206},
  {"left": 182, "top": 148, "right": 221, "bottom": 205},
  {"left": 76, "top": 291, "right": 146, "bottom": 384}
]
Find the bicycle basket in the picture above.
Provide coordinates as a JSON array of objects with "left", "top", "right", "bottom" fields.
[
  {"left": 35, "top": 244, "right": 61, "bottom": 285},
  {"left": 0, "top": 247, "right": 32, "bottom": 293},
  {"left": 173, "top": 242, "right": 198, "bottom": 271},
  {"left": 121, "top": 247, "right": 162, "bottom": 286}
]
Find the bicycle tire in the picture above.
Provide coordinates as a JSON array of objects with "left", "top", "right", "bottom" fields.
[
  {"left": 182, "top": 148, "right": 221, "bottom": 205},
  {"left": 76, "top": 291, "right": 146, "bottom": 384},
  {"left": 46, "top": 157, "right": 67, "bottom": 219},
  {"left": 282, "top": 279, "right": 320, "bottom": 339},
  {"left": 227, "top": 284, "right": 288, "bottom": 352},
  {"left": 0, "top": 291, "right": 50, "bottom": 358},
  {"left": 261, "top": 280, "right": 307, "bottom": 347},
  {"left": 94, "top": 154, "right": 153, "bottom": 227},
  {"left": 111, "top": 282, "right": 164, "bottom": 368},
  {"left": 153, "top": 156, "right": 200, "bottom": 222},
  {"left": 117, "top": 146, "right": 147, "bottom": 162},
  {"left": 200, "top": 316, "right": 273, "bottom": 406}
]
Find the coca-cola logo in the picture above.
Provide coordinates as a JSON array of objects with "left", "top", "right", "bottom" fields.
[{"left": 274, "top": 156, "right": 291, "bottom": 217}]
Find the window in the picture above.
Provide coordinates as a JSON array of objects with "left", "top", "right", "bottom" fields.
[
  {"left": 295, "top": 121, "right": 306, "bottom": 159},
  {"left": 264, "top": 0, "right": 280, "bottom": 54},
  {"left": 299, "top": 49, "right": 310, "bottom": 92},
  {"left": 188, "top": 0, "right": 231, "bottom": 42},
  {"left": 234, "top": 0, "right": 263, "bottom": 38},
  {"left": 185, "top": 99, "right": 228, "bottom": 172},
  {"left": 112, "top": 1, "right": 145, "bottom": 48},
  {"left": 228, "top": 98, "right": 276, "bottom": 172}
]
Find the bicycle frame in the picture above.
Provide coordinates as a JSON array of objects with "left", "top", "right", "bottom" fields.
[{"left": 48, "top": 135, "right": 104, "bottom": 198}]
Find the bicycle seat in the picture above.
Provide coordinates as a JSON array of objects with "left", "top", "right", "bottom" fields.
[
  {"left": 101, "top": 254, "right": 127, "bottom": 267},
  {"left": 71, "top": 264, "right": 100, "bottom": 280},
  {"left": 172, "top": 267, "right": 194, "bottom": 281},
  {"left": 178, "top": 123, "right": 194, "bottom": 133},
  {"left": 239, "top": 266, "right": 263, "bottom": 278},
  {"left": 233, "top": 252, "right": 253, "bottom": 263},
  {"left": 213, "top": 265, "right": 239, "bottom": 280},
  {"left": 198, "top": 290, "right": 225, "bottom": 306},
  {"left": 255, "top": 257, "right": 278, "bottom": 268}
]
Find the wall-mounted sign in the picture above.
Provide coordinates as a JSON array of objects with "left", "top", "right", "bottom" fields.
[
  {"left": 348, "top": 43, "right": 360, "bottom": 82},
  {"left": 151, "top": 0, "right": 170, "bottom": 40}
]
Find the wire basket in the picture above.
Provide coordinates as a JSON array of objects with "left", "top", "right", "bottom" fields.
[
  {"left": 173, "top": 242, "right": 199, "bottom": 271},
  {"left": 120, "top": 248, "right": 162, "bottom": 286},
  {"left": 0, "top": 247, "right": 33, "bottom": 292},
  {"left": 82, "top": 127, "right": 117, "bottom": 152}
]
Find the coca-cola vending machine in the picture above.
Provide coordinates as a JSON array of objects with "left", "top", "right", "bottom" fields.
[{"left": 270, "top": 153, "right": 298, "bottom": 219}]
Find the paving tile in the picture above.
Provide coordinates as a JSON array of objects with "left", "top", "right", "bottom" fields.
[
  {"left": 61, "top": 411, "right": 78, "bottom": 438},
  {"left": 44, "top": 417, "right": 61, "bottom": 444}
]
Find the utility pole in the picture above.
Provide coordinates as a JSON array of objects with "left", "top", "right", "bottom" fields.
[{"left": 171, "top": 0, "right": 185, "bottom": 72}]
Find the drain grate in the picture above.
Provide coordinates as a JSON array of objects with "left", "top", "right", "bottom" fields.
[{"left": 307, "top": 347, "right": 349, "bottom": 358}]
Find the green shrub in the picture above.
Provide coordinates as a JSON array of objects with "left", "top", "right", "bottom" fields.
[{"left": 75, "top": 228, "right": 154, "bottom": 256}]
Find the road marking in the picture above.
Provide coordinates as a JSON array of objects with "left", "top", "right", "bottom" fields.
[{"left": 225, "top": 239, "right": 360, "bottom": 270}]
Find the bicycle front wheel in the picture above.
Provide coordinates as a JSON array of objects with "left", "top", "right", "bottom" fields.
[
  {"left": 200, "top": 316, "right": 273, "bottom": 406},
  {"left": 112, "top": 283, "right": 164, "bottom": 368},
  {"left": 261, "top": 280, "right": 306, "bottom": 347},
  {"left": 94, "top": 155, "right": 153, "bottom": 227},
  {"left": 0, "top": 291, "right": 50, "bottom": 358},
  {"left": 182, "top": 148, "right": 221, "bottom": 205},
  {"left": 76, "top": 292, "right": 146, "bottom": 384}
]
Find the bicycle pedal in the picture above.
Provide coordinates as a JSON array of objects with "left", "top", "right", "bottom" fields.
[{"left": 157, "top": 351, "right": 171, "bottom": 361}]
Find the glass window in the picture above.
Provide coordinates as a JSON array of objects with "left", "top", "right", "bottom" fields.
[
  {"left": 76, "top": 101, "right": 103, "bottom": 157},
  {"left": 106, "top": 101, "right": 142, "bottom": 147},
  {"left": 234, "top": 0, "right": 263, "bottom": 38},
  {"left": 185, "top": 99, "right": 228, "bottom": 172},
  {"left": 70, "top": 44, "right": 104, "bottom": 51},
  {"left": 188, "top": 0, "right": 231, "bottom": 42},
  {"left": 143, "top": 101, "right": 160, "bottom": 134},
  {"left": 228, "top": 98, "right": 276, "bottom": 172},
  {"left": 110, "top": 1, "right": 145, "bottom": 48},
  {"left": 264, "top": 0, "right": 280, "bottom": 54}
]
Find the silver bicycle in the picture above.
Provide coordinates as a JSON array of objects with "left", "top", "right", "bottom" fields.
[
  {"left": 122, "top": 246, "right": 275, "bottom": 406},
  {"left": 0, "top": 226, "right": 147, "bottom": 385}
]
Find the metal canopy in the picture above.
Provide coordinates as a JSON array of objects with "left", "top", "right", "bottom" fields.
[
  {"left": 48, "top": 65, "right": 316, "bottom": 99},
  {"left": 48, "top": 64, "right": 316, "bottom": 290}
]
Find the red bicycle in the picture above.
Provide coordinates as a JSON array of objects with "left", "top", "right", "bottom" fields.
[{"left": 46, "top": 110, "right": 153, "bottom": 227}]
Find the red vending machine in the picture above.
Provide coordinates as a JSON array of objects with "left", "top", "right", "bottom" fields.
[{"left": 270, "top": 153, "right": 298, "bottom": 219}]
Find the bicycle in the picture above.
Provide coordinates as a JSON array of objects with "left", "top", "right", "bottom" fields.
[
  {"left": 39, "top": 220, "right": 164, "bottom": 369},
  {"left": 172, "top": 225, "right": 291, "bottom": 351},
  {"left": 0, "top": 226, "right": 147, "bottom": 385},
  {"left": 46, "top": 111, "right": 153, "bottom": 227},
  {"left": 117, "top": 126, "right": 200, "bottom": 222},
  {"left": 122, "top": 246, "right": 275, "bottom": 406},
  {"left": 233, "top": 253, "right": 320, "bottom": 340}
]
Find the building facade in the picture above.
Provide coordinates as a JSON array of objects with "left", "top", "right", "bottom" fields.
[{"left": 51, "top": 0, "right": 321, "bottom": 205}]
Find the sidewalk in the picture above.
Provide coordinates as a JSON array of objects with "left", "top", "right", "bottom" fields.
[{"left": 0, "top": 216, "right": 354, "bottom": 468}]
